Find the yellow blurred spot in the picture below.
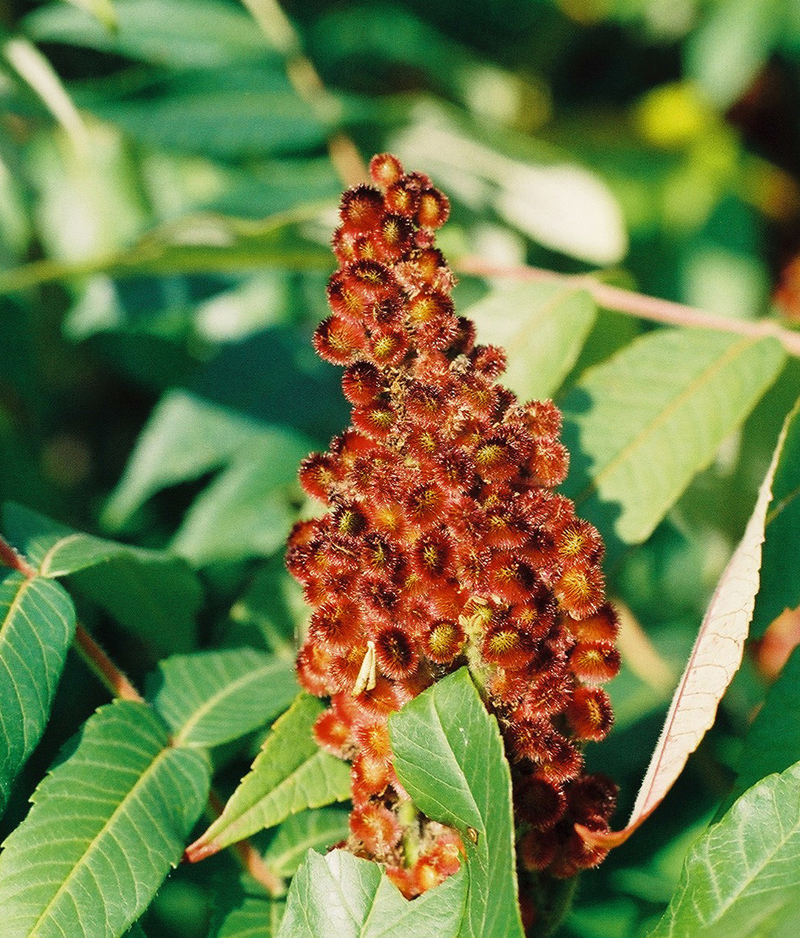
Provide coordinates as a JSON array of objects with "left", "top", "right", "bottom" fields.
[
  {"left": 556, "top": 0, "right": 609, "bottom": 24},
  {"left": 635, "top": 82, "right": 713, "bottom": 148}
]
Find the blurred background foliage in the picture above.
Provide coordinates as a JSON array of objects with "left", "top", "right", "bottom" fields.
[{"left": 1, "top": 0, "right": 800, "bottom": 935}]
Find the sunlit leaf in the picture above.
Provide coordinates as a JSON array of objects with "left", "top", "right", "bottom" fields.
[
  {"left": 465, "top": 281, "right": 596, "bottom": 401},
  {"left": 148, "top": 647, "right": 297, "bottom": 748},
  {"left": 580, "top": 404, "right": 789, "bottom": 849},
  {"left": 0, "top": 700, "right": 211, "bottom": 936},
  {"left": 687, "top": 0, "right": 782, "bottom": 109},
  {"left": 277, "top": 849, "right": 467, "bottom": 938},
  {"left": 561, "top": 328, "right": 785, "bottom": 548},
  {"left": 102, "top": 391, "right": 313, "bottom": 531},
  {"left": 0, "top": 571, "right": 75, "bottom": 815},
  {"left": 170, "top": 442, "right": 311, "bottom": 565},
  {"left": 389, "top": 668, "right": 524, "bottom": 938},
  {"left": 185, "top": 694, "right": 350, "bottom": 862},
  {"left": 649, "top": 760, "right": 800, "bottom": 937}
]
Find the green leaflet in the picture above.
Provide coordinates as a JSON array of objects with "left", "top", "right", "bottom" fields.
[
  {"left": 212, "top": 897, "right": 285, "bottom": 938},
  {"left": 102, "top": 391, "right": 315, "bottom": 539},
  {"left": 389, "top": 668, "right": 524, "bottom": 938},
  {"left": 3, "top": 501, "right": 200, "bottom": 652},
  {"left": 277, "top": 850, "right": 467, "bottom": 938},
  {"left": 262, "top": 807, "right": 351, "bottom": 879},
  {"left": 0, "top": 571, "right": 75, "bottom": 815},
  {"left": 561, "top": 328, "right": 785, "bottom": 550},
  {"left": 731, "top": 644, "right": 800, "bottom": 802},
  {"left": 465, "top": 280, "right": 596, "bottom": 401},
  {"left": 650, "top": 760, "right": 800, "bottom": 937},
  {"left": 148, "top": 647, "right": 298, "bottom": 747},
  {"left": 750, "top": 395, "right": 800, "bottom": 637},
  {"left": 0, "top": 700, "right": 210, "bottom": 938},
  {"left": 24, "top": 0, "right": 265, "bottom": 67},
  {"left": 187, "top": 694, "right": 351, "bottom": 859}
]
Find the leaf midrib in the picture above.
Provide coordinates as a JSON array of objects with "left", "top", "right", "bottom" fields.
[
  {"left": 0, "top": 575, "right": 32, "bottom": 649},
  {"left": 29, "top": 742, "right": 172, "bottom": 935},
  {"left": 172, "top": 661, "right": 274, "bottom": 746},
  {"left": 701, "top": 790, "right": 800, "bottom": 927}
]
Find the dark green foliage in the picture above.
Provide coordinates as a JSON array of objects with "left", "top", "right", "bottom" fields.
[{"left": 2, "top": 0, "right": 800, "bottom": 935}]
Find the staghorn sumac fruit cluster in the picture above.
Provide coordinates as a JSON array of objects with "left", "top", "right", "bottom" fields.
[{"left": 287, "top": 153, "right": 620, "bottom": 904}]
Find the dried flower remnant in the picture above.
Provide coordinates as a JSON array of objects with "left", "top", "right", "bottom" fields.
[{"left": 288, "top": 153, "right": 619, "bottom": 903}]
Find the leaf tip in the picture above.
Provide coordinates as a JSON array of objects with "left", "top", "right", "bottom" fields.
[{"left": 184, "top": 837, "right": 219, "bottom": 864}]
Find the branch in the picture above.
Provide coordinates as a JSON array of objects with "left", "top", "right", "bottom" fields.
[
  {"left": 0, "top": 535, "right": 36, "bottom": 577},
  {"left": 203, "top": 789, "right": 284, "bottom": 897},
  {"left": 455, "top": 258, "right": 800, "bottom": 358},
  {"left": 73, "top": 624, "right": 144, "bottom": 703}
]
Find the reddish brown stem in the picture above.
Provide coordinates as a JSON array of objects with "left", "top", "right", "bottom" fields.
[
  {"left": 73, "top": 624, "right": 144, "bottom": 703},
  {"left": 0, "top": 535, "right": 36, "bottom": 577},
  {"left": 456, "top": 258, "right": 800, "bottom": 358},
  {"left": 1, "top": 538, "right": 281, "bottom": 894},
  {"left": 200, "top": 789, "right": 284, "bottom": 897}
]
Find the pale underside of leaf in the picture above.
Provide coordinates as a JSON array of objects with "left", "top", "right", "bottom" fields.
[{"left": 580, "top": 406, "right": 790, "bottom": 850}]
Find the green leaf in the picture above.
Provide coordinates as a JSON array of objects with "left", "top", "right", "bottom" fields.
[
  {"left": 750, "top": 395, "right": 800, "bottom": 638},
  {"left": 63, "top": 0, "right": 117, "bottom": 31},
  {"left": 3, "top": 502, "right": 201, "bottom": 653},
  {"left": 277, "top": 849, "right": 467, "bottom": 938},
  {"left": 389, "top": 668, "right": 524, "bottom": 938},
  {"left": 561, "top": 329, "right": 785, "bottom": 548},
  {"left": 732, "top": 645, "right": 800, "bottom": 800},
  {"left": 148, "top": 648, "right": 298, "bottom": 748},
  {"left": 25, "top": 0, "right": 265, "bottom": 68},
  {"left": 186, "top": 694, "right": 351, "bottom": 861},
  {"left": 0, "top": 572, "right": 76, "bottom": 815},
  {"left": 263, "top": 807, "right": 350, "bottom": 878},
  {"left": 102, "top": 391, "right": 312, "bottom": 531},
  {"left": 0, "top": 700, "right": 211, "bottom": 937},
  {"left": 649, "top": 760, "right": 800, "bottom": 937},
  {"left": 213, "top": 897, "right": 285, "bottom": 938},
  {"left": 170, "top": 441, "right": 312, "bottom": 565},
  {"left": 465, "top": 281, "right": 596, "bottom": 401},
  {"left": 687, "top": 0, "right": 782, "bottom": 109},
  {"left": 86, "top": 63, "right": 326, "bottom": 160}
]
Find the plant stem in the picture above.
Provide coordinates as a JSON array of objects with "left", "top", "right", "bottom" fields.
[
  {"left": 455, "top": 258, "right": 800, "bottom": 358},
  {"left": 0, "top": 535, "right": 35, "bottom": 577},
  {"left": 207, "top": 789, "right": 284, "bottom": 897},
  {"left": 73, "top": 624, "right": 144, "bottom": 703},
  {"left": 0, "top": 534, "right": 145, "bottom": 703}
]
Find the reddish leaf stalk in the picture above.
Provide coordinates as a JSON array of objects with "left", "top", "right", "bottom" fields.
[
  {"left": 0, "top": 535, "right": 36, "bottom": 578},
  {"left": 456, "top": 259, "right": 800, "bottom": 358},
  {"left": 73, "top": 624, "right": 144, "bottom": 704},
  {"left": 203, "top": 789, "right": 284, "bottom": 897}
]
